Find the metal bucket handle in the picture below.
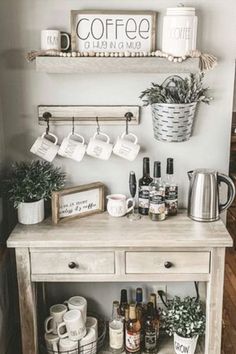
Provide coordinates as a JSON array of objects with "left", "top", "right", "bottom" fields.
[{"left": 162, "top": 75, "right": 185, "bottom": 88}]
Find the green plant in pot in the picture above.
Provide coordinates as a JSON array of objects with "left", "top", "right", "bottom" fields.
[
  {"left": 4, "top": 160, "right": 66, "bottom": 225},
  {"left": 161, "top": 296, "right": 206, "bottom": 354},
  {"left": 140, "top": 73, "right": 212, "bottom": 142}
]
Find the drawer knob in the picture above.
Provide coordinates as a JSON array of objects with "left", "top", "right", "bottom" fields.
[
  {"left": 164, "top": 261, "right": 173, "bottom": 269},
  {"left": 68, "top": 262, "right": 77, "bottom": 269}
]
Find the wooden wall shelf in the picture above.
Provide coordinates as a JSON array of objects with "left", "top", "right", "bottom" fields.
[{"left": 36, "top": 57, "right": 200, "bottom": 74}]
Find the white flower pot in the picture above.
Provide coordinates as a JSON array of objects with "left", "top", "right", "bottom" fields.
[
  {"left": 174, "top": 333, "right": 199, "bottom": 354},
  {"left": 17, "top": 199, "right": 45, "bottom": 225}
]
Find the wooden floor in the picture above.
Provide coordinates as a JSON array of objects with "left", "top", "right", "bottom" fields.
[{"left": 222, "top": 248, "right": 236, "bottom": 354}]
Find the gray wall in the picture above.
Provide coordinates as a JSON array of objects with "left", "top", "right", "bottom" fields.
[{"left": 0, "top": 0, "right": 235, "bottom": 322}]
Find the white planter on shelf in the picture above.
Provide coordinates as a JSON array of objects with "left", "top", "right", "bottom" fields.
[
  {"left": 174, "top": 333, "right": 199, "bottom": 354},
  {"left": 17, "top": 199, "right": 45, "bottom": 225}
]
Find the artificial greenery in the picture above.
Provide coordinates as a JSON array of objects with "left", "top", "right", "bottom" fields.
[
  {"left": 161, "top": 296, "right": 206, "bottom": 338},
  {"left": 4, "top": 160, "right": 66, "bottom": 207},
  {"left": 140, "top": 73, "right": 212, "bottom": 106}
]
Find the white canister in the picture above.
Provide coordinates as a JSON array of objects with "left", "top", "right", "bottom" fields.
[{"left": 162, "top": 7, "right": 198, "bottom": 57}]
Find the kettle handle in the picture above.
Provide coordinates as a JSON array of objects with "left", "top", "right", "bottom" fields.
[{"left": 218, "top": 173, "right": 236, "bottom": 213}]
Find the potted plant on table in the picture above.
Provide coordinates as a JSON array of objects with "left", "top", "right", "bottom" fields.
[
  {"left": 161, "top": 296, "right": 206, "bottom": 354},
  {"left": 140, "top": 73, "right": 212, "bottom": 142},
  {"left": 4, "top": 160, "right": 66, "bottom": 225}
]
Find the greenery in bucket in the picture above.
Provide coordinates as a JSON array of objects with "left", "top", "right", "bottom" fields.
[
  {"left": 161, "top": 296, "right": 206, "bottom": 338},
  {"left": 4, "top": 160, "right": 66, "bottom": 207},
  {"left": 140, "top": 73, "right": 212, "bottom": 106}
]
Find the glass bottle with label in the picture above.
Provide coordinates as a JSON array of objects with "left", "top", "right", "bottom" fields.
[
  {"left": 149, "top": 293, "right": 160, "bottom": 339},
  {"left": 149, "top": 161, "right": 166, "bottom": 221},
  {"left": 143, "top": 302, "right": 157, "bottom": 353},
  {"left": 139, "top": 157, "right": 153, "bottom": 215},
  {"left": 119, "top": 289, "right": 128, "bottom": 318},
  {"left": 136, "top": 288, "right": 144, "bottom": 348},
  {"left": 165, "top": 158, "right": 178, "bottom": 216},
  {"left": 125, "top": 303, "right": 141, "bottom": 354},
  {"left": 109, "top": 301, "right": 124, "bottom": 354}
]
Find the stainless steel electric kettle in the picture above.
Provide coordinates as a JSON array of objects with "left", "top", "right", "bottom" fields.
[{"left": 187, "top": 169, "right": 236, "bottom": 222}]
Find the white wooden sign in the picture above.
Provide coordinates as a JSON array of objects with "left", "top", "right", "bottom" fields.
[
  {"left": 52, "top": 182, "right": 105, "bottom": 224},
  {"left": 71, "top": 11, "right": 157, "bottom": 52}
]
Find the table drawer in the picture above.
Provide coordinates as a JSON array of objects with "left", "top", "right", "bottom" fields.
[
  {"left": 31, "top": 251, "right": 115, "bottom": 275},
  {"left": 126, "top": 252, "right": 210, "bottom": 274}
]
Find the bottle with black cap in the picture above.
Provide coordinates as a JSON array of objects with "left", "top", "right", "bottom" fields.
[
  {"left": 165, "top": 158, "right": 178, "bottom": 216},
  {"left": 138, "top": 157, "right": 153, "bottom": 215},
  {"left": 149, "top": 161, "right": 166, "bottom": 221}
]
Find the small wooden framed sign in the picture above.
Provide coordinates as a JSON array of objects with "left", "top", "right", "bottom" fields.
[
  {"left": 71, "top": 10, "right": 157, "bottom": 53},
  {"left": 52, "top": 182, "right": 105, "bottom": 224}
]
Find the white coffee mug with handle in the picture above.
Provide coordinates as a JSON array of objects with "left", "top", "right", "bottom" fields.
[
  {"left": 86, "top": 316, "right": 98, "bottom": 339},
  {"left": 79, "top": 327, "right": 97, "bottom": 354},
  {"left": 58, "top": 133, "right": 86, "bottom": 162},
  {"left": 59, "top": 338, "right": 78, "bottom": 354},
  {"left": 45, "top": 304, "right": 68, "bottom": 335},
  {"left": 113, "top": 132, "right": 140, "bottom": 161},
  {"left": 41, "top": 30, "right": 70, "bottom": 51},
  {"left": 86, "top": 132, "right": 113, "bottom": 160},
  {"left": 44, "top": 333, "right": 60, "bottom": 353},
  {"left": 64, "top": 296, "right": 87, "bottom": 323},
  {"left": 107, "top": 194, "right": 134, "bottom": 217},
  {"left": 57, "top": 310, "right": 86, "bottom": 341},
  {"left": 30, "top": 132, "right": 59, "bottom": 162}
]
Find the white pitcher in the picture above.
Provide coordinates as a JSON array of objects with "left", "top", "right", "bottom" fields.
[{"left": 107, "top": 194, "right": 133, "bottom": 217}]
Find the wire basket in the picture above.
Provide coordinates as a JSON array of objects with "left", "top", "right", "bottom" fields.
[{"left": 40, "top": 312, "right": 106, "bottom": 354}]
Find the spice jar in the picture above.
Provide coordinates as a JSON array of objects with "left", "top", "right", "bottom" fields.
[{"left": 162, "top": 7, "right": 198, "bottom": 57}]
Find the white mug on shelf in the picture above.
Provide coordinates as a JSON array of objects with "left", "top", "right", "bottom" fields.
[
  {"left": 86, "top": 132, "right": 113, "bottom": 160},
  {"left": 113, "top": 132, "right": 140, "bottom": 161},
  {"left": 86, "top": 316, "right": 98, "bottom": 339},
  {"left": 107, "top": 194, "right": 134, "bottom": 217},
  {"left": 64, "top": 296, "right": 87, "bottom": 323},
  {"left": 41, "top": 30, "right": 70, "bottom": 51},
  {"left": 44, "top": 304, "right": 68, "bottom": 335},
  {"left": 79, "top": 327, "right": 97, "bottom": 354},
  {"left": 58, "top": 133, "right": 86, "bottom": 162},
  {"left": 57, "top": 309, "right": 86, "bottom": 341},
  {"left": 59, "top": 338, "right": 78, "bottom": 354},
  {"left": 44, "top": 333, "right": 59, "bottom": 353},
  {"left": 30, "top": 132, "right": 59, "bottom": 162}
]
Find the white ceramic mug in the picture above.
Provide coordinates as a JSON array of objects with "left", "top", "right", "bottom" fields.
[
  {"left": 64, "top": 296, "right": 87, "bottom": 323},
  {"left": 57, "top": 310, "right": 86, "bottom": 341},
  {"left": 45, "top": 304, "right": 68, "bottom": 335},
  {"left": 86, "top": 316, "right": 98, "bottom": 339},
  {"left": 79, "top": 328, "right": 97, "bottom": 354},
  {"left": 59, "top": 338, "right": 78, "bottom": 354},
  {"left": 58, "top": 133, "right": 86, "bottom": 162},
  {"left": 44, "top": 333, "right": 59, "bottom": 353},
  {"left": 41, "top": 30, "right": 70, "bottom": 51},
  {"left": 30, "top": 132, "right": 59, "bottom": 162},
  {"left": 86, "top": 132, "right": 113, "bottom": 160},
  {"left": 113, "top": 132, "right": 140, "bottom": 161},
  {"left": 107, "top": 194, "right": 134, "bottom": 217}
]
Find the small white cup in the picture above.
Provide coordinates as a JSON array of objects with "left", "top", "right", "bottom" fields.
[
  {"left": 58, "top": 133, "right": 86, "bottom": 162},
  {"left": 107, "top": 194, "right": 134, "bottom": 217},
  {"left": 44, "top": 333, "right": 59, "bottom": 353},
  {"left": 79, "top": 328, "right": 97, "bottom": 354},
  {"left": 86, "top": 317, "right": 98, "bottom": 339},
  {"left": 113, "top": 132, "right": 140, "bottom": 161},
  {"left": 41, "top": 30, "right": 70, "bottom": 51},
  {"left": 30, "top": 132, "right": 59, "bottom": 162},
  {"left": 64, "top": 296, "right": 87, "bottom": 323},
  {"left": 45, "top": 304, "right": 68, "bottom": 335},
  {"left": 59, "top": 338, "right": 78, "bottom": 354},
  {"left": 57, "top": 310, "right": 86, "bottom": 341},
  {"left": 86, "top": 132, "right": 113, "bottom": 160}
]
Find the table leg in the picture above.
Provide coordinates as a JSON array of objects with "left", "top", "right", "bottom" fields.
[
  {"left": 15, "top": 248, "right": 38, "bottom": 354},
  {"left": 205, "top": 247, "right": 225, "bottom": 354}
]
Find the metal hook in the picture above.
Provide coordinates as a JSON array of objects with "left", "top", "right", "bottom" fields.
[
  {"left": 125, "top": 112, "right": 133, "bottom": 135},
  {"left": 96, "top": 117, "right": 100, "bottom": 134},
  {"left": 43, "top": 112, "right": 52, "bottom": 135},
  {"left": 72, "top": 116, "right": 75, "bottom": 135}
]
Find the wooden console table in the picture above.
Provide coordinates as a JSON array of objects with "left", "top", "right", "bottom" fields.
[{"left": 7, "top": 210, "right": 232, "bottom": 354}]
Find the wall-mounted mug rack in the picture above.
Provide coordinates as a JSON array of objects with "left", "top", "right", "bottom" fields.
[{"left": 38, "top": 105, "right": 140, "bottom": 126}]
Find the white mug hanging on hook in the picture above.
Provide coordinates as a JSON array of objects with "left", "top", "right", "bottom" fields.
[
  {"left": 30, "top": 114, "right": 59, "bottom": 162},
  {"left": 113, "top": 113, "right": 140, "bottom": 161},
  {"left": 58, "top": 118, "right": 86, "bottom": 162},
  {"left": 86, "top": 118, "right": 113, "bottom": 160}
]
